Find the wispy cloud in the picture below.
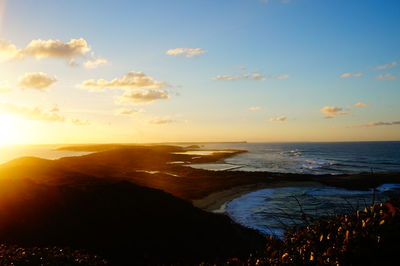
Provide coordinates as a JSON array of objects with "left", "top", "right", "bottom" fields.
[
  {"left": 356, "top": 121, "right": 400, "bottom": 127},
  {"left": 213, "top": 73, "right": 265, "bottom": 81},
  {"left": 249, "top": 106, "right": 262, "bottom": 111},
  {"left": 18, "top": 72, "right": 56, "bottom": 91},
  {"left": 320, "top": 106, "right": 349, "bottom": 119},
  {"left": 166, "top": 48, "right": 206, "bottom": 58},
  {"left": 375, "top": 61, "right": 399, "bottom": 70},
  {"left": 0, "top": 103, "right": 65, "bottom": 123},
  {"left": 354, "top": 102, "right": 371, "bottom": 108},
  {"left": 115, "top": 108, "right": 145, "bottom": 116},
  {"left": 149, "top": 116, "right": 175, "bottom": 125},
  {"left": 272, "top": 74, "right": 289, "bottom": 79},
  {"left": 83, "top": 57, "right": 108, "bottom": 69},
  {"left": 0, "top": 103, "right": 89, "bottom": 125},
  {"left": 340, "top": 72, "right": 362, "bottom": 78},
  {"left": 71, "top": 118, "right": 90, "bottom": 126},
  {"left": 376, "top": 73, "right": 397, "bottom": 80},
  {"left": 269, "top": 116, "right": 287, "bottom": 122},
  {"left": 78, "top": 71, "right": 167, "bottom": 91}
]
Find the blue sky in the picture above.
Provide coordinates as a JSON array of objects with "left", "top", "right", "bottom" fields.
[{"left": 0, "top": 0, "right": 399, "bottom": 143}]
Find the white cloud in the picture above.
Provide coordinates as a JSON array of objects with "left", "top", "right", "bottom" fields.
[
  {"left": 340, "top": 72, "right": 362, "bottom": 78},
  {"left": 166, "top": 48, "right": 206, "bottom": 58},
  {"left": 18, "top": 72, "right": 56, "bottom": 91},
  {"left": 354, "top": 102, "right": 371, "bottom": 108},
  {"left": 249, "top": 106, "right": 262, "bottom": 111},
  {"left": 272, "top": 74, "right": 289, "bottom": 79},
  {"left": 116, "top": 88, "right": 169, "bottom": 105},
  {"left": 357, "top": 121, "right": 400, "bottom": 127},
  {"left": 376, "top": 73, "right": 397, "bottom": 80},
  {"left": 83, "top": 57, "right": 108, "bottom": 69},
  {"left": 78, "top": 71, "right": 166, "bottom": 91},
  {"left": 320, "top": 106, "right": 349, "bottom": 119},
  {"left": 375, "top": 61, "right": 399, "bottom": 70},
  {"left": 213, "top": 73, "right": 265, "bottom": 81},
  {"left": 269, "top": 116, "right": 287, "bottom": 122}
]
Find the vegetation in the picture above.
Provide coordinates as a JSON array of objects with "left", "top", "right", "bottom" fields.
[
  {"left": 225, "top": 196, "right": 400, "bottom": 265},
  {"left": 0, "top": 245, "right": 108, "bottom": 265}
]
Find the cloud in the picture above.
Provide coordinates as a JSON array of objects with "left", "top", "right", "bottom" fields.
[
  {"left": 249, "top": 106, "right": 262, "bottom": 111},
  {"left": 166, "top": 48, "right": 206, "bottom": 58},
  {"left": 376, "top": 61, "right": 399, "bottom": 70},
  {"left": 149, "top": 116, "right": 175, "bottom": 125},
  {"left": 213, "top": 73, "right": 265, "bottom": 81},
  {"left": 376, "top": 73, "right": 397, "bottom": 80},
  {"left": 78, "top": 71, "right": 167, "bottom": 91},
  {"left": 16, "top": 38, "right": 90, "bottom": 60},
  {"left": 0, "top": 103, "right": 89, "bottom": 125},
  {"left": 18, "top": 72, "right": 56, "bottom": 91},
  {"left": 354, "top": 102, "right": 371, "bottom": 108},
  {"left": 272, "top": 74, "right": 289, "bottom": 79},
  {"left": 0, "top": 39, "right": 19, "bottom": 60},
  {"left": 83, "top": 57, "right": 108, "bottom": 69},
  {"left": 356, "top": 121, "right": 400, "bottom": 127},
  {"left": 116, "top": 88, "right": 169, "bottom": 105},
  {"left": 0, "top": 103, "right": 65, "bottom": 122},
  {"left": 269, "top": 116, "right": 287, "bottom": 122},
  {"left": 115, "top": 108, "right": 144, "bottom": 116},
  {"left": 340, "top": 72, "right": 362, "bottom": 78},
  {"left": 320, "top": 106, "right": 349, "bottom": 118}
]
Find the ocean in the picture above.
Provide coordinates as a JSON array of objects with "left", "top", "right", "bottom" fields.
[
  {"left": 195, "top": 142, "right": 400, "bottom": 237},
  {"left": 1, "top": 142, "right": 400, "bottom": 238},
  {"left": 0, "top": 145, "right": 91, "bottom": 164},
  {"left": 194, "top": 141, "right": 400, "bottom": 175}
]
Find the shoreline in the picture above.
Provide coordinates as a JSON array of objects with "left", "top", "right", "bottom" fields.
[{"left": 192, "top": 181, "right": 322, "bottom": 212}]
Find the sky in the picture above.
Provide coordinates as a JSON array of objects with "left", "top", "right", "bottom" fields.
[{"left": 0, "top": 0, "right": 399, "bottom": 144}]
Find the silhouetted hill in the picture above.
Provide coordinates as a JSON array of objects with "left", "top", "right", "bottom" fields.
[{"left": 0, "top": 163, "right": 265, "bottom": 265}]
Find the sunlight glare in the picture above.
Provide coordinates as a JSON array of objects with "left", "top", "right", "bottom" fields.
[{"left": 0, "top": 114, "right": 20, "bottom": 145}]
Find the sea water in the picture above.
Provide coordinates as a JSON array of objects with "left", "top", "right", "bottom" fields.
[
  {"left": 197, "top": 142, "right": 400, "bottom": 174},
  {"left": 196, "top": 142, "right": 400, "bottom": 237},
  {"left": 0, "top": 145, "right": 91, "bottom": 164}
]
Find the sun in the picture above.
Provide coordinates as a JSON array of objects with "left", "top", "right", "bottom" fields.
[{"left": 0, "top": 114, "right": 20, "bottom": 146}]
